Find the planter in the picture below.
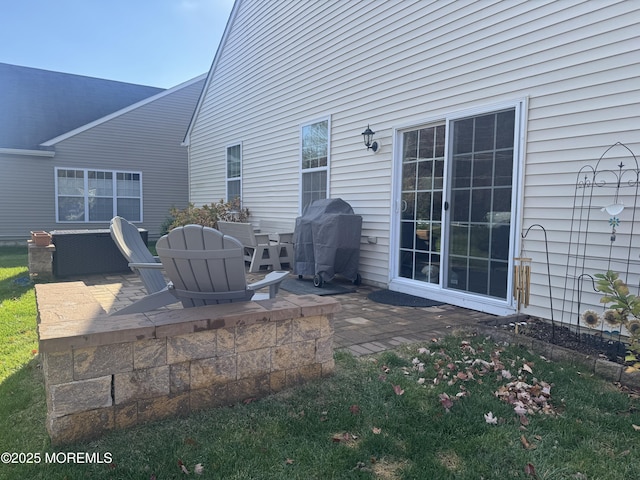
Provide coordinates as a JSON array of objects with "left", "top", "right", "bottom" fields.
[{"left": 31, "top": 231, "right": 52, "bottom": 247}]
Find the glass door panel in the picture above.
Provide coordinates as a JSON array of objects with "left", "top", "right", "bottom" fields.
[
  {"left": 399, "top": 125, "right": 445, "bottom": 283},
  {"left": 447, "top": 109, "right": 515, "bottom": 299}
]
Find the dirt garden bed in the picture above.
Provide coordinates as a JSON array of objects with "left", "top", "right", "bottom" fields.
[{"left": 475, "top": 315, "right": 640, "bottom": 391}]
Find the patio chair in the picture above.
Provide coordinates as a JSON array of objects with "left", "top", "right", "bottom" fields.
[
  {"left": 110, "top": 216, "right": 167, "bottom": 294},
  {"left": 217, "top": 221, "right": 294, "bottom": 273},
  {"left": 111, "top": 224, "right": 288, "bottom": 315}
]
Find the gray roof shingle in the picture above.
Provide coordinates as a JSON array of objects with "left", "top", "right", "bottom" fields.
[{"left": 0, "top": 63, "right": 164, "bottom": 150}]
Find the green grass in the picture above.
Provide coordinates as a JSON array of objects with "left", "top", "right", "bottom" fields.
[
  {"left": 1, "top": 247, "right": 639, "bottom": 479},
  {"left": 0, "top": 247, "right": 38, "bottom": 380}
]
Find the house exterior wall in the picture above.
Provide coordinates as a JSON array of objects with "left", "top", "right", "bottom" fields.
[
  {"left": 188, "top": 0, "right": 640, "bottom": 319},
  {"left": 0, "top": 151, "right": 56, "bottom": 244},
  {"left": 0, "top": 77, "right": 204, "bottom": 243}
]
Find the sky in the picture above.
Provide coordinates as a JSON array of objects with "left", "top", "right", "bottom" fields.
[{"left": 0, "top": 0, "right": 236, "bottom": 88}]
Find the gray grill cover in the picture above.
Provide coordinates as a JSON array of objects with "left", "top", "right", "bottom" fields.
[{"left": 293, "top": 198, "right": 362, "bottom": 282}]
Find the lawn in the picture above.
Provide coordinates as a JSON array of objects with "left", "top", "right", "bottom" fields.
[{"left": 1, "top": 247, "right": 639, "bottom": 479}]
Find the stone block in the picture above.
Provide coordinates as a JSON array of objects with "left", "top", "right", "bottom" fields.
[
  {"left": 115, "top": 403, "right": 138, "bottom": 429},
  {"left": 551, "top": 345, "right": 596, "bottom": 370},
  {"left": 229, "top": 374, "right": 271, "bottom": 403},
  {"left": 594, "top": 358, "right": 622, "bottom": 382},
  {"left": 530, "top": 339, "right": 554, "bottom": 359},
  {"left": 621, "top": 368, "right": 640, "bottom": 389},
  {"left": 191, "top": 356, "right": 236, "bottom": 389},
  {"left": 277, "top": 316, "right": 327, "bottom": 345},
  {"left": 48, "top": 376, "right": 112, "bottom": 417},
  {"left": 73, "top": 343, "right": 132, "bottom": 380},
  {"left": 270, "top": 370, "right": 287, "bottom": 392},
  {"left": 272, "top": 340, "right": 316, "bottom": 371},
  {"left": 236, "top": 323, "right": 276, "bottom": 352},
  {"left": 286, "top": 364, "right": 321, "bottom": 387},
  {"left": 321, "top": 359, "right": 336, "bottom": 376},
  {"left": 237, "top": 347, "right": 271, "bottom": 379},
  {"left": 134, "top": 338, "right": 167, "bottom": 369},
  {"left": 47, "top": 408, "right": 114, "bottom": 446},
  {"left": 167, "top": 330, "right": 216, "bottom": 363},
  {"left": 42, "top": 350, "right": 74, "bottom": 385},
  {"left": 170, "top": 362, "right": 191, "bottom": 393},
  {"left": 315, "top": 335, "right": 334, "bottom": 364},
  {"left": 190, "top": 385, "right": 228, "bottom": 411},
  {"left": 217, "top": 327, "right": 236, "bottom": 355},
  {"left": 114, "top": 366, "right": 171, "bottom": 404},
  {"left": 137, "top": 393, "right": 190, "bottom": 423}
]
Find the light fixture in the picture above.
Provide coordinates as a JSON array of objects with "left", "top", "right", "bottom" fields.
[
  {"left": 362, "top": 125, "right": 379, "bottom": 152},
  {"left": 601, "top": 203, "right": 624, "bottom": 215}
]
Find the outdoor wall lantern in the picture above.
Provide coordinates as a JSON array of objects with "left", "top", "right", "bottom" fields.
[{"left": 362, "top": 125, "right": 379, "bottom": 152}]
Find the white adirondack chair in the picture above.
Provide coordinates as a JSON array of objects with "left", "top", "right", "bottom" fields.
[
  {"left": 217, "top": 221, "right": 293, "bottom": 273},
  {"left": 110, "top": 216, "right": 168, "bottom": 294},
  {"left": 111, "top": 224, "right": 288, "bottom": 315}
]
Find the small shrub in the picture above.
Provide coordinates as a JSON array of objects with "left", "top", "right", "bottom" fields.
[
  {"left": 584, "top": 270, "right": 640, "bottom": 357},
  {"left": 165, "top": 199, "right": 250, "bottom": 232}
]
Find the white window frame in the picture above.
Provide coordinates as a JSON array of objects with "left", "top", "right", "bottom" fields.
[
  {"left": 389, "top": 98, "right": 528, "bottom": 316},
  {"left": 299, "top": 116, "right": 331, "bottom": 213},
  {"left": 54, "top": 167, "right": 143, "bottom": 222},
  {"left": 226, "top": 142, "right": 242, "bottom": 204}
]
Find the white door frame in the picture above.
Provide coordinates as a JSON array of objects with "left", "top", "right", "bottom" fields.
[{"left": 389, "top": 98, "right": 528, "bottom": 316}]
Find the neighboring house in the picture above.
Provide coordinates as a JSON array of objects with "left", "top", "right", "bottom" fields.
[
  {"left": 184, "top": 0, "right": 640, "bottom": 321},
  {"left": 0, "top": 63, "right": 205, "bottom": 243}
]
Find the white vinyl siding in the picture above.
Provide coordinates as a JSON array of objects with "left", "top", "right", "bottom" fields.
[{"left": 188, "top": 0, "right": 640, "bottom": 317}]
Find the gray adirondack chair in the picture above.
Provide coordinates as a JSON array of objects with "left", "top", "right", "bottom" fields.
[
  {"left": 110, "top": 216, "right": 168, "bottom": 294},
  {"left": 111, "top": 224, "right": 288, "bottom": 315}
]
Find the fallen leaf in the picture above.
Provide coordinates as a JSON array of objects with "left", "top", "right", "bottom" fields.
[
  {"left": 439, "top": 392, "right": 453, "bottom": 412},
  {"left": 184, "top": 437, "right": 198, "bottom": 446},
  {"left": 524, "top": 462, "right": 538, "bottom": 478},
  {"left": 372, "top": 427, "right": 382, "bottom": 434},
  {"left": 178, "top": 459, "right": 189, "bottom": 474},
  {"left": 349, "top": 404, "right": 360, "bottom": 415},
  {"left": 393, "top": 384, "right": 405, "bottom": 395},
  {"left": 285, "top": 458, "right": 294, "bottom": 465},
  {"left": 632, "top": 424, "right": 640, "bottom": 431},
  {"left": 520, "top": 434, "right": 536, "bottom": 450},
  {"left": 484, "top": 412, "right": 498, "bottom": 424},
  {"left": 194, "top": 463, "right": 204, "bottom": 475},
  {"left": 522, "top": 364, "right": 533, "bottom": 374},
  {"left": 514, "top": 403, "right": 528, "bottom": 416}
]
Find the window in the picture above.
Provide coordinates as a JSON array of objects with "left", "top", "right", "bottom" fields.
[
  {"left": 226, "top": 144, "right": 242, "bottom": 203},
  {"left": 300, "top": 118, "right": 329, "bottom": 212},
  {"left": 56, "top": 168, "right": 142, "bottom": 222}
]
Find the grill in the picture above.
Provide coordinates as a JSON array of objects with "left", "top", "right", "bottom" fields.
[{"left": 293, "top": 198, "right": 362, "bottom": 287}]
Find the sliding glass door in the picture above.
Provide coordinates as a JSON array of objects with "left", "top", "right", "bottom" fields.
[{"left": 396, "top": 107, "right": 517, "bottom": 302}]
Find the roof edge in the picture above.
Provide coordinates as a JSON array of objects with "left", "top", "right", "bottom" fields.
[
  {"left": 0, "top": 147, "right": 55, "bottom": 157},
  {"left": 41, "top": 73, "right": 207, "bottom": 147}
]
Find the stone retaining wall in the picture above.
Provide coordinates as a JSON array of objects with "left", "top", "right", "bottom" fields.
[{"left": 36, "top": 282, "right": 340, "bottom": 445}]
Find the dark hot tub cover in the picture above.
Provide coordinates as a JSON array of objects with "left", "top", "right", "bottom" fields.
[{"left": 293, "top": 198, "right": 362, "bottom": 283}]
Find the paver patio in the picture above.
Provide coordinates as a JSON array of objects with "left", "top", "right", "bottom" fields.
[{"left": 76, "top": 269, "right": 496, "bottom": 357}]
